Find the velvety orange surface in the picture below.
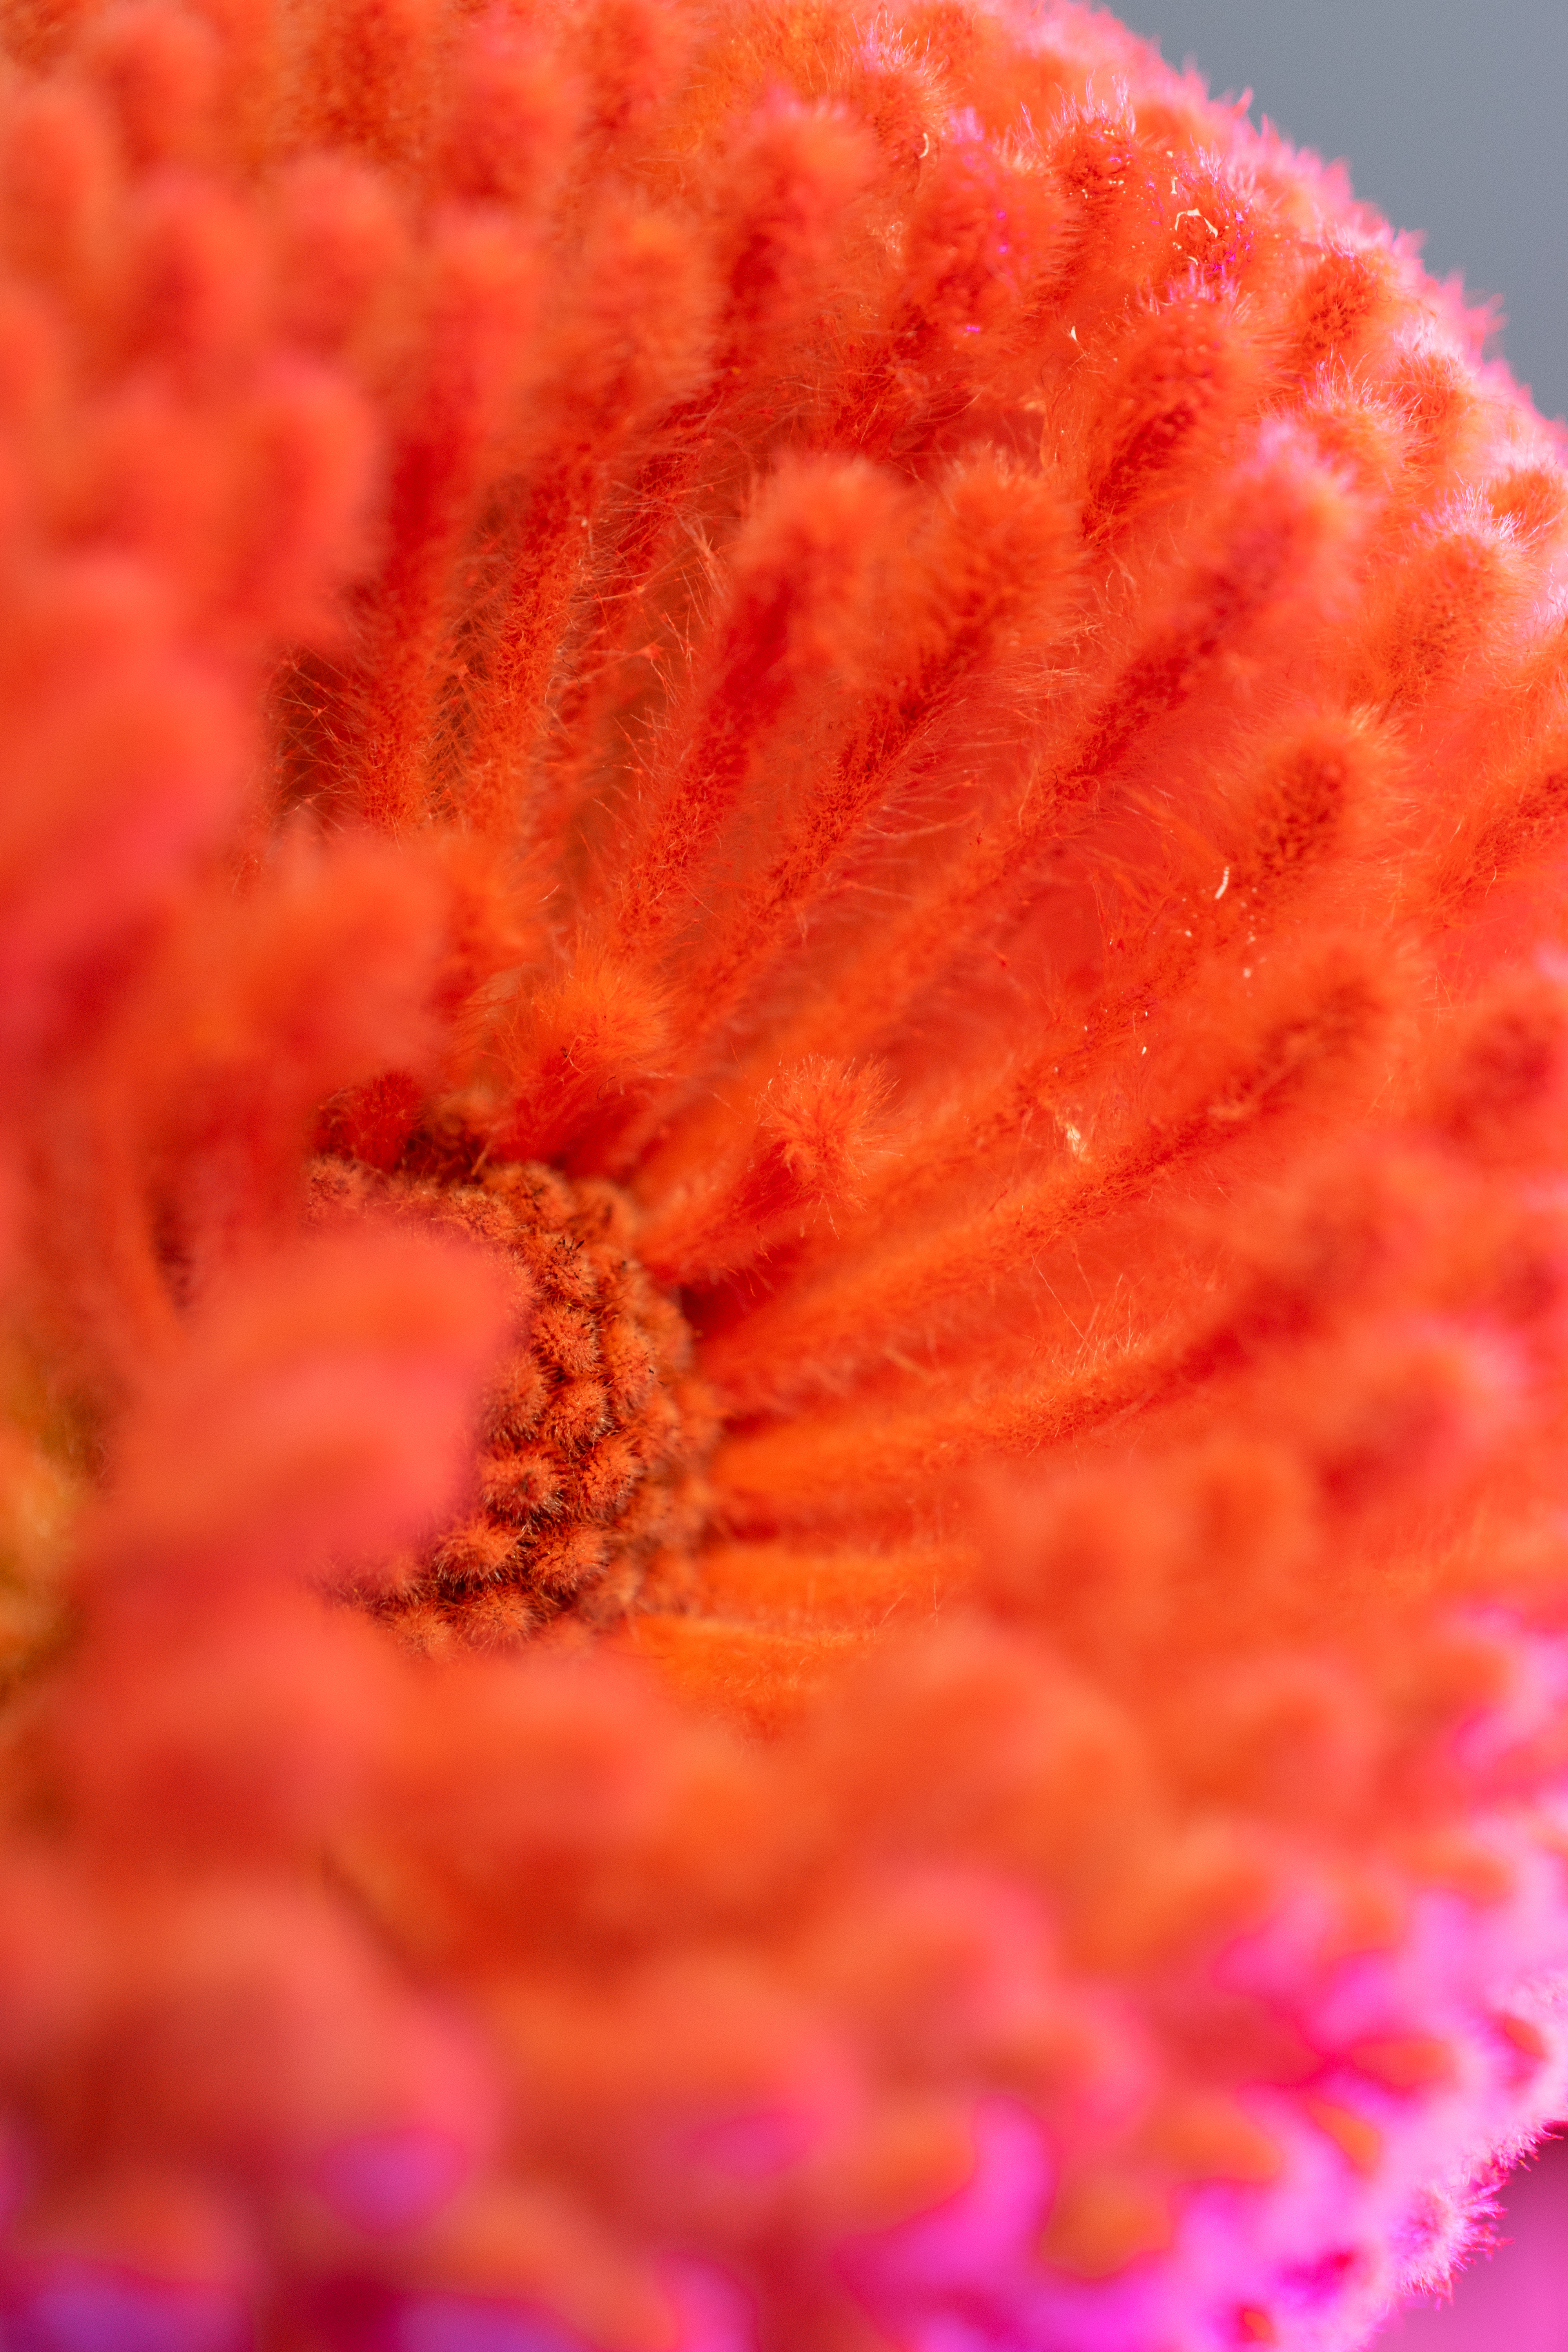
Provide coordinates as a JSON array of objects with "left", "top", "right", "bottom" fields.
[{"left": 0, "top": 3, "right": 1567, "bottom": 2348}]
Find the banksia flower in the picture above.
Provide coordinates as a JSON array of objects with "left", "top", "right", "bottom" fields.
[{"left": 3, "top": 1, "right": 1568, "bottom": 2347}]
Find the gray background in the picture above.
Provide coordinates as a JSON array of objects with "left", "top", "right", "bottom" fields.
[{"left": 1102, "top": 1, "right": 1568, "bottom": 424}]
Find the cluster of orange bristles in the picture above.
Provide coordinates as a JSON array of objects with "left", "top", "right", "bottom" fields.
[{"left": 1, "top": 0, "right": 1568, "bottom": 2347}]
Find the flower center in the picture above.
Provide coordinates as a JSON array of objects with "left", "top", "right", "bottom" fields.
[{"left": 308, "top": 1156, "right": 715, "bottom": 1649}]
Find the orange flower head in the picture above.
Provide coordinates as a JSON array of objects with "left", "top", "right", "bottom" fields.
[{"left": 0, "top": 4, "right": 1567, "bottom": 2350}]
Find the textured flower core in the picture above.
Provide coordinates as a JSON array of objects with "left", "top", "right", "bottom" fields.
[{"left": 309, "top": 1155, "right": 714, "bottom": 1645}]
